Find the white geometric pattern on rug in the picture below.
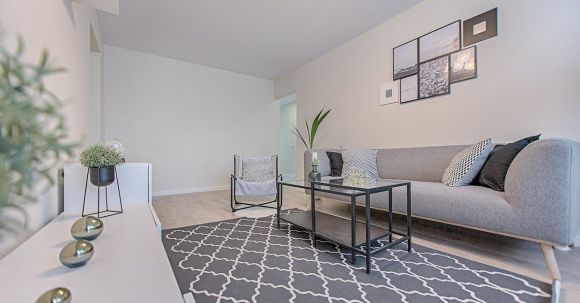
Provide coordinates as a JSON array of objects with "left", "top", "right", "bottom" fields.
[{"left": 162, "top": 210, "right": 551, "bottom": 303}]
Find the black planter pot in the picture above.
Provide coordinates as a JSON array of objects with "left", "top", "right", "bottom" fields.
[{"left": 89, "top": 167, "right": 115, "bottom": 187}]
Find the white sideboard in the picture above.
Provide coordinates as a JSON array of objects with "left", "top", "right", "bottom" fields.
[
  {"left": 0, "top": 205, "right": 183, "bottom": 302},
  {"left": 64, "top": 163, "right": 152, "bottom": 212}
]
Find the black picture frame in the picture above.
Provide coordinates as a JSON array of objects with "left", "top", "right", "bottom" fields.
[
  {"left": 450, "top": 46, "right": 477, "bottom": 84},
  {"left": 463, "top": 8, "right": 498, "bottom": 47},
  {"left": 418, "top": 20, "right": 461, "bottom": 63},
  {"left": 418, "top": 55, "right": 450, "bottom": 100},
  {"left": 392, "top": 39, "right": 418, "bottom": 80},
  {"left": 399, "top": 74, "right": 418, "bottom": 103}
]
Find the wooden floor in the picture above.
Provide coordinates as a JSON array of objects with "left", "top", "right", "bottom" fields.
[{"left": 153, "top": 188, "right": 580, "bottom": 302}]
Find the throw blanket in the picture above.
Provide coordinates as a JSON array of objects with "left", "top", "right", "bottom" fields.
[{"left": 235, "top": 178, "right": 277, "bottom": 197}]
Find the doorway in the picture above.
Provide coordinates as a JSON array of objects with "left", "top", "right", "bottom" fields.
[{"left": 279, "top": 93, "right": 297, "bottom": 181}]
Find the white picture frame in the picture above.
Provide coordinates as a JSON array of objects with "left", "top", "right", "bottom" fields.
[{"left": 379, "top": 82, "right": 400, "bottom": 106}]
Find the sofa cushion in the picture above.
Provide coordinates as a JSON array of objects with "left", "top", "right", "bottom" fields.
[
  {"left": 442, "top": 138, "right": 493, "bottom": 186},
  {"left": 377, "top": 145, "right": 467, "bottom": 182},
  {"left": 318, "top": 181, "right": 515, "bottom": 241},
  {"left": 477, "top": 135, "right": 540, "bottom": 191},
  {"left": 341, "top": 149, "right": 379, "bottom": 180},
  {"left": 326, "top": 151, "right": 343, "bottom": 177}
]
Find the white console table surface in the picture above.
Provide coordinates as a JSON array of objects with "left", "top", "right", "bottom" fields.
[{"left": 0, "top": 205, "right": 182, "bottom": 302}]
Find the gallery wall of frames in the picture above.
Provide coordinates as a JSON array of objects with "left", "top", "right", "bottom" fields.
[{"left": 381, "top": 8, "right": 498, "bottom": 105}]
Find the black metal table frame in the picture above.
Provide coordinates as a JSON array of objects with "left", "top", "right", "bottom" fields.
[{"left": 276, "top": 180, "right": 411, "bottom": 274}]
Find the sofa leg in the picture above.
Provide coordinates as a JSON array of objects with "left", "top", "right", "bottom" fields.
[{"left": 540, "top": 244, "right": 561, "bottom": 303}]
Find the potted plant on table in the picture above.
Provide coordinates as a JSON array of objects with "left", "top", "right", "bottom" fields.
[
  {"left": 292, "top": 108, "right": 331, "bottom": 182},
  {"left": 79, "top": 144, "right": 123, "bottom": 187}
]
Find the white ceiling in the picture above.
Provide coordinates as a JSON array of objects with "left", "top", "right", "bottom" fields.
[{"left": 98, "top": 0, "right": 423, "bottom": 79}]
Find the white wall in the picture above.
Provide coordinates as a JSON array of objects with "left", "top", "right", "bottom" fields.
[
  {"left": 275, "top": 0, "right": 580, "bottom": 179},
  {"left": 103, "top": 45, "right": 278, "bottom": 195},
  {"left": 0, "top": 0, "right": 103, "bottom": 254}
]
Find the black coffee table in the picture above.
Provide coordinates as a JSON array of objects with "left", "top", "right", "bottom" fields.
[{"left": 276, "top": 178, "right": 412, "bottom": 273}]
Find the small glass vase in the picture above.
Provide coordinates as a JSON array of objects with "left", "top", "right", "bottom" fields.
[{"left": 309, "top": 164, "right": 321, "bottom": 183}]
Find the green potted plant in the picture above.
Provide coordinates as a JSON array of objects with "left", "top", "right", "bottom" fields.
[
  {"left": 1, "top": 37, "right": 77, "bottom": 238},
  {"left": 79, "top": 144, "right": 123, "bottom": 187},
  {"left": 292, "top": 108, "right": 331, "bottom": 182}
]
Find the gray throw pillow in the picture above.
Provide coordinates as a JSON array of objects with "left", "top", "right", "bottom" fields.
[
  {"left": 442, "top": 138, "right": 493, "bottom": 187},
  {"left": 341, "top": 149, "right": 379, "bottom": 180}
]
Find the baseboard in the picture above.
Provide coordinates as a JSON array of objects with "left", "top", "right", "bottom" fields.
[{"left": 153, "top": 185, "right": 228, "bottom": 197}]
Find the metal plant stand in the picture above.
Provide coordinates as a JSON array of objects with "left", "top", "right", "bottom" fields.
[{"left": 81, "top": 167, "right": 123, "bottom": 218}]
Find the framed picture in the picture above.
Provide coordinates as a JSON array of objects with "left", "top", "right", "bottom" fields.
[
  {"left": 419, "top": 55, "right": 450, "bottom": 99},
  {"left": 393, "top": 39, "right": 418, "bottom": 80},
  {"left": 419, "top": 20, "right": 461, "bottom": 62},
  {"left": 400, "top": 75, "right": 418, "bottom": 103},
  {"left": 450, "top": 46, "right": 477, "bottom": 83},
  {"left": 379, "top": 82, "right": 400, "bottom": 105},
  {"left": 463, "top": 8, "right": 497, "bottom": 47}
]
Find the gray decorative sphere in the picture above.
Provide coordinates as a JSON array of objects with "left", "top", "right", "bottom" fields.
[
  {"left": 59, "top": 240, "right": 94, "bottom": 268},
  {"left": 36, "top": 287, "right": 71, "bottom": 303},
  {"left": 71, "top": 216, "right": 104, "bottom": 240}
]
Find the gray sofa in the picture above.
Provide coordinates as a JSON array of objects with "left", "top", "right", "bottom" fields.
[{"left": 305, "top": 139, "right": 580, "bottom": 286}]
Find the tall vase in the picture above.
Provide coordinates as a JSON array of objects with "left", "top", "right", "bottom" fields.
[{"left": 309, "top": 164, "right": 321, "bottom": 183}]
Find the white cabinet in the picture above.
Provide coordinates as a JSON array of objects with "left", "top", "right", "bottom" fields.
[
  {"left": 64, "top": 163, "right": 152, "bottom": 212},
  {"left": 0, "top": 205, "right": 183, "bottom": 302}
]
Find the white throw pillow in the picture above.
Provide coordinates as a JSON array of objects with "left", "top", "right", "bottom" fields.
[
  {"left": 341, "top": 149, "right": 379, "bottom": 180},
  {"left": 241, "top": 157, "right": 275, "bottom": 182},
  {"left": 442, "top": 138, "right": 493, "bottom": 186}
]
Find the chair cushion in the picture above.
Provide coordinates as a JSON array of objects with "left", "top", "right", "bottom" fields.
[{"left": 241, "top": 157, "right": 276, "bottom": 182}]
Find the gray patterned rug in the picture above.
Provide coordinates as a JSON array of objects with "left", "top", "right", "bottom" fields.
[{"left": 162, "top": 210, "right": 551, "bottom": 303}]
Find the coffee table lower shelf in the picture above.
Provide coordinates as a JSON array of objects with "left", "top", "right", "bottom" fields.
[{"left": 279, "top": 210, "right": 404, "bottom": 251}]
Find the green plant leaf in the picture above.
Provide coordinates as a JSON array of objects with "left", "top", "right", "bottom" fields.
[
  {"left": 79, "top": 144, "right": 123, "bottom": 168},
  {"left": 0, "top": 37, "right": 76, "bottom": 239},
  {"left": 310, "top": 108, "right": 331, "bottom": 149},
  {"left": 289, "top": 107, "right": 331, "bottom": 150},
  {"left": 291, "top": 128, "right": 308, "bottom": 149},
  {"left": 305, "top": 120, "right": 312, "bottom": 149}
]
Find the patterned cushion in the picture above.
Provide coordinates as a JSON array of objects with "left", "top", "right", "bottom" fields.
[
  {"left": 341, "top": 149, "right": 379, "bottom": 180},
  {"left": 442, "top": 138, "right": 493, "bottom": 186},
  {"left": 241, "top": 157, "right": 276, "bottom": 182}
]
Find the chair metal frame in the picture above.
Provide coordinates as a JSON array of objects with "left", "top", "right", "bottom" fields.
[{"left": 230, "top": 155, "right": 281, "bottom": 212}]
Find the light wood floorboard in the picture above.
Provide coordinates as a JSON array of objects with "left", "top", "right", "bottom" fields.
[{"left": 153, "top": 188, "right": 580, "bottom": 302}]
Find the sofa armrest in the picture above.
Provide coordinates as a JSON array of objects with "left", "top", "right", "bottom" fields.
[{"left": 504, "top": 139, "right": 580, "bottom": 245}]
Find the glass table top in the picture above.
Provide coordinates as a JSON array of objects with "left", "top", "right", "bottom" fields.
[{"left": 279, "top": 178, "right": 409, "bottom": 194}]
